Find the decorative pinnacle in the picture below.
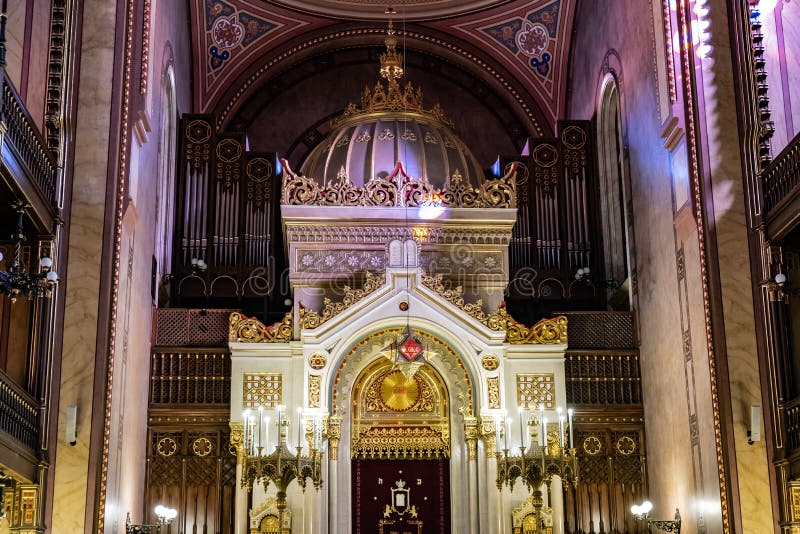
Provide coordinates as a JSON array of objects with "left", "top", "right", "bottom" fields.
[{"left": 380, "top": 6, "right": 403, "bottom": 82}]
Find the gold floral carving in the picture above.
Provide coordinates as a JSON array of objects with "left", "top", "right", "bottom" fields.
[
  {"left": 479, "top": 417, "right": 498, "bottom": 457},
  {"left": 517, "top": 373, "right": 555, "bottom": 409},
  {"left": 487, "top": 376, "right": 501, "bottom": 409},
  {"left": 463, "top": 416, "right": 479, "bottom": 461},
  {"left": 506, "top": 315, "right": 568, "bottom": 345},
  {"left": 156, "top": 437, "right": 177, "bottom": 457},
  {"left": 323, "top": 415, "right": 343, "bottom": 460},
  {"left": 192, "top": 437, "right": 213, "bottom": 457},
  {"left": 229, "top": 311, "right": 293, "bottom": 342},
  {"left": 299, "top": 271, "right": 386, "bottom": 329},
  {"left": 281, "top": 161, "right": 517, "bottom": 209},
  {"left": 351, "top": 426, "right": 449, "bottom": 460},
  {"left": 229, "top": 422, "right": 244, "bottom": 460},
  {"left": 308, "top": 374, "right": 321, "bottom": 408}
]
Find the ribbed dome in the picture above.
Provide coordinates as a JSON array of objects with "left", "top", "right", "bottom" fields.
[{"left": 300, "top": 111, "right": 485, "bottom": 190}]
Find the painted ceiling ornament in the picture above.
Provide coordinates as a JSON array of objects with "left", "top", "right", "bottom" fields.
[
  {"left": 378, "top": 325, "right": 438, "bottom": 380},
  {"left": 515, "top": 21, "right": 549, "bottom": 59},
  {"left": 212, "top": 14, "right": 245, "bottom": 49}
]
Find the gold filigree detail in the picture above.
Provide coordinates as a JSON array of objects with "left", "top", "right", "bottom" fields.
[
  {"left": 229, "top": 422, "right": 244, "bottom": 459},
  {"left": 351, "top": 426, "right": 449, "bottom": 460},
  {"left": 583, "top": 435, "right": 603, "bottom": 456},
  {"left": 487, "top": 376, "right": 501, "bottom": 409},
  {"left": 505, "top": 315, "right": 568, "bottom": 345},
  {"left": 308, "top": 374, "right": 321, "bottom": 408},
  {"left": 380, "top": 371, "right": 420, "bottom": 411},
  {"left": 229, "top": 311, "right": 293, "bottom": 343},
  {"left": 464, "top": 416, "right": 479, "bottom": 460},
  {"left": 323, "top": 414, "right": 343, "bottom": 461},
  {"left": 281, "top": 161, "right": 517, "bottom": 208},
  {"left": 299, "top": 271, "right": 386, "bottom": 329}
]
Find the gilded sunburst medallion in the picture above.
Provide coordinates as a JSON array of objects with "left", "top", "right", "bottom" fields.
[{"left": 379, "top": 370, "right": 420, "bottom": 411}]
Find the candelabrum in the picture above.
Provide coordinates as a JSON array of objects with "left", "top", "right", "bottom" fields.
[
  {"left": 241, "top": 417, "right": 323, "bottom": 527},
  {"left": 125, "top": 505, "right": 178, "bottom": 533},
  {"left": 496, "top": 415, "right": 578, "bottom": 520},
  {"left": 0, "top": 201, "right": 58, "bottom": 302},
  {"left": 631, "top": 501, "right": 681, "bottom": 533}
]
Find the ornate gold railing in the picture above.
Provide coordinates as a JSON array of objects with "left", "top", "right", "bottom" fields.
[
  {"left": 149, "top": 350, "right": 231, "bottom": 405},
  {"left": 763, "top": 131, "right": 800, "bottom": 216},
  {"left": 0, "top": 68, "right": 57, "bottom": 207},
  {"left": 0, "top": 370, "right": 38, "bottom": 449},
  {"left": 565, "top": 350, "right": 642, "bottom": 405}
]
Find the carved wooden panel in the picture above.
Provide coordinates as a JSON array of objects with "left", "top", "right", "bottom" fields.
[{"left": 145, "top": 427, "right": 236, "bottom": 534}]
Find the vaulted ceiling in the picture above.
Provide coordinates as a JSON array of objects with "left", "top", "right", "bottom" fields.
[{"left": 192, "top": 0, "right": 576, "bottom": 128}]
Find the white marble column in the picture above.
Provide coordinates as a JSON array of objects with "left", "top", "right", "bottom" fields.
[
  {"left": 235, "top": 462, "right": 247, "bottom": 534},
  {"left": 467, "top": 456, "right": 479, "bottom": 531},
  {"left": 485, "top": 452, "right": 503, "bottom": 534},
  {"left": 551, "top": 476, "right": 564, "bottom": 534},
  {"left": 328, "top": 458, "right": 338, "bottom": 534}
]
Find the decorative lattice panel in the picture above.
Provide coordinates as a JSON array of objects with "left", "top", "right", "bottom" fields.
[
  {"left": 153, "top": 308, "right": 235, "bottom": 347},
  {"left": 516, "top": 373, "right": 555, "bottom": 409},
  {"left": 559, "top": 312, "right": 635, "bottom": 349},
  {"left": 243, "top": 373, "right": 282, "bottom": 408}
]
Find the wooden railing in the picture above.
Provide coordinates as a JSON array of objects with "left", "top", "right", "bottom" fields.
[
  {"left": 763, "top": 131, "right": 800, "bottom": 216},
  {"left": 565, "top": 350, "right": 642, "bottom": 405},
  {"left": 785, "top": 395, "right": 800, "bottom": 453},
  {"left": 149, "top": 350, "right": 231, "bottom": 405},
  {"left": 0, "top": 68, "right": 58, "bottom": 207},
  {"left": 0, "top": 370, "right": 38, "bottom": 450}
]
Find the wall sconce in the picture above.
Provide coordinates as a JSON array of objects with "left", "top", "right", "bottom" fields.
[
  {"left": 0, "top": 201, "right": 59, "bottom": 303},
  {"left": 125, "top": 505, "right": 178, "bottom": 533},
  {"left": 631, "top": 501, "right": 681, "bottom": 533}
]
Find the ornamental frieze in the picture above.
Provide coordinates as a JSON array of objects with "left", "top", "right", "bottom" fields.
[
  {"left": 293, "top": 249, "right": 504, "bottom": 275},
  {"left": 283, "top": 224, "right": 513, "bottom": 246}
]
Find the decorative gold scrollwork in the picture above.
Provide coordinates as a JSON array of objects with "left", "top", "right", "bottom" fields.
[
  {"left": 299, "top": 271, "right": 386, "bottom": 329},
  {"left": 229, "top": 311, "right": 293, "bottom": 342}
]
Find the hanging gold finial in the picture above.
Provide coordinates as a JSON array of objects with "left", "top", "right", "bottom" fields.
[{"left": 380, "top": 5, "right": 403, "bottom": 82}]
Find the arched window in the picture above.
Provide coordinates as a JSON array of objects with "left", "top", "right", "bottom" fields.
[
  {"left": 597, "top": 74, "right": 632, "bottom": 310},
  {"left": 153, "top": 64, "right": 177, "bottom": 305}
]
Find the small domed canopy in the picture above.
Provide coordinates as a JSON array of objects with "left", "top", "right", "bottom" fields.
[{"left": 297, "top": 19, "right": 485, "bottom": 189}]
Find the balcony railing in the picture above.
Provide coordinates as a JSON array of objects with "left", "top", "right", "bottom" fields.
[
  {"left": 0, "top": 370, "right": 38, "bottom": 450},
  {"left": 565, "top": 350, "right": 642, "bottom": 405},
  {"left": 0, "top": 67, "right": 58, "bottom": 209},
  {"left": 763, "top": 131, "right": 800, "bottom": 220},
  {"left": 152, "top": 308, "right": 236, "bottom": 347},
  {"left": 149, "top": 350, "right": 231, "bottom": 405}
]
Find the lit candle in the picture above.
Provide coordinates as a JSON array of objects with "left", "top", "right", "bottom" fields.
[
  {"left": 297, "top": 407, "right": 303, "bottom": 449},
  {"left": 567, "top": 408, "right": 574, "bottom": 448},
  {"left": 542, "top": 417, "right": 548, "bottom": 451},
  {"left": 518, "top": 406, "right": 525, "bottom": 450},
  {"left": 505, "top": 417, "right": 512, "bottom": 450},
  {"left": 249, "top": 415, "right": 255, "bottom": 455},
  {"left": 559, "top": 415, "right": 565, "bottom": 449},
  {"left": 258, "top": 406, "right": 263, "bottom": 450},
  {"left": 277, "top": 405, "right": 284, "bottom": 443},
  {"left": 539, "top": 404, "right": 545, "bottom": 447},
  {"left": 264, "top": 416, "right": 270, "bottom": 451},
  {"left": 242, "top": 411, "right": 248, "bottom": 448}
]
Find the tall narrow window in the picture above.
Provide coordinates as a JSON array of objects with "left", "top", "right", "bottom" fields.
[
  {"left": 153, "top": 66, "right": 177, "bottom": 306},
  {"left": 597, "top": 75, "right": 631, "bottom": 310}
]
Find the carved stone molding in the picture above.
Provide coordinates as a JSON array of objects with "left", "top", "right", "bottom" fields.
[{"left": 284, "top": 224, "right": 513, "bottom": 246}]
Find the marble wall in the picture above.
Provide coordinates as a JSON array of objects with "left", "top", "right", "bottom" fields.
[
  {"left": 567, "top": 0, "right": 772, "bottom": 532},
  {"left": 50, "top": 0, "right": 192, "bottom": 531}
]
